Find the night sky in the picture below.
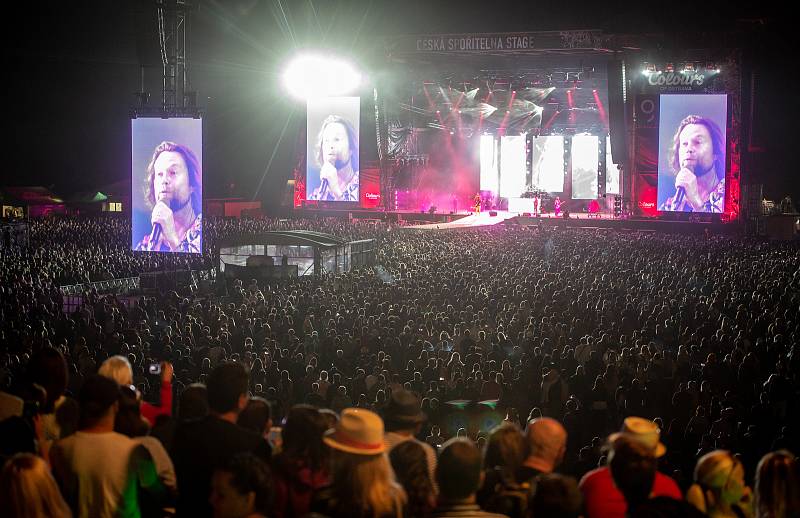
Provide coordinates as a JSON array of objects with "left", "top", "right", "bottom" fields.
[{"left": 3, "top": 0, "right": 795, "bottom": 207}]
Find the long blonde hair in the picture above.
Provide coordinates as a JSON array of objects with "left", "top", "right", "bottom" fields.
[
  {"left": 332, "top": 450, "right": 406, "bottom": 518},
  {"left": 0, "top": 453, "right": 73, "bottom": 518}
]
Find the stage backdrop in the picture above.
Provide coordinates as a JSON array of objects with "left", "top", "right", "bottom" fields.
[
  {"left": 499, "top": 135, "right": 527, "bottom": 198},
  {"left": 571, "top": 135, "right": 599, "bottom": 199},
  {"left": 533, "top": 136, "right": 565, "bottom": 193},
  {"left": 131, "top": 118, "right": 203, "bottom": 253},
  {"left": 606, "top": 136, "right": 620, "bottom": 195}
]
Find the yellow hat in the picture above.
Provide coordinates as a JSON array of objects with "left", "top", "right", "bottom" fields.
[{"left": 610, "top": 416, "right": 667, "bottom": 457}]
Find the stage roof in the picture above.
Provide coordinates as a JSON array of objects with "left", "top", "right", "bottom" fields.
[{"left": 217, "top": 230, "right": 348, "bottom": 249}]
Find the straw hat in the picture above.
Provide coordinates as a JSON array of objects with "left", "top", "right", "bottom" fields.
[
  {"left": 610, "top": 416, "right": 667, "bottom": 457},
  {"left": 324, "top": 408, "right": 386, "bottom": 455}
]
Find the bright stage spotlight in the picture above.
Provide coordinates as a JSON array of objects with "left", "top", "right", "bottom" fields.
[{"left": 283, "top": 54, "right": 362, "bottom": 100}]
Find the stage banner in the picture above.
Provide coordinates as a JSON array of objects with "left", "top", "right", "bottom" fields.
[
  {"left": 631, "top": 68, "right": 726, "bottom": 94},
  {"left": 388, "top": 31, "right": 605, "bottom": 55},
  {"left": 359, "top": 168, "right": 381, "bottom": 208},
  {"left": 634, "top": 129, "right": 659, "bottom": 172},
  {"left": 636, "top": 175, "right": 658, "bottom": 215},
  {"left": 633, "top": 95, "right": 659, "bottom": 215}
]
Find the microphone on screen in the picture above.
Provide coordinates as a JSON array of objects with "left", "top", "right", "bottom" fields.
[
  {"left": 673, "top": 163, "right": 695, "bottom": 209},
  {"left": 319, "top": 179, "right": 330, "bottom": 200},
  {"left": 673, "top": 186, "right": 686, "bottom": 207},
  {"left": 148, "top": 223, "right": 162, "bottom": 251},
  {"left": 148, "top": 193, "right": 168, "bottom": 250}
]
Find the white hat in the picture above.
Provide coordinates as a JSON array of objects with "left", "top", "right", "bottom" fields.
[{"left": 323, "top": 408, "right": 386, "bottom": 455}]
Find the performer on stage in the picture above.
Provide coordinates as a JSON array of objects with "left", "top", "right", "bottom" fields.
[
  {"left": 588, "top": 199, "right": 600, "bottom": 217},
  {"left": 553, "top": 196, "right": 562, "bottom": 217},
  {"left": 533, "top": 194, "right": 541, "bottom": 216},
  {"left": 473, "top": 193, "right": 481, "bottom": 213}
]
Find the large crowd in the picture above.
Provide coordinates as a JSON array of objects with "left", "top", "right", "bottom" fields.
[{"left": 1, "top": 213, "right": 799, "bottom": 518}]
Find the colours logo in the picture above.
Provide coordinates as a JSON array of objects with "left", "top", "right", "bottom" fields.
[{"left": 647, "top": 72, "right": 705, "bottom": 87}]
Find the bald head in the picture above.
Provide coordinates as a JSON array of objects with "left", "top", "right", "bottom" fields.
[{"left": 525, "top": 417, "right": 567, "bottom": 472}]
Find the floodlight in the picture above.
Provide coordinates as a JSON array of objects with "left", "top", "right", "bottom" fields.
[{"left": 283, "top": 54, "right": 362, "bottom": 100}]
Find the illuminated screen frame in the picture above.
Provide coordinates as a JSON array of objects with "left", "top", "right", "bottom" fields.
[
  {"left": 571, "top": 135, "right": 599, "bottom": 200},
  {"left": 657, "top": 94, "right": 727, "bottom": 213},
  {"left": 306, "top": 96, "right": 360, "bottom": 202},
  {"left": 499, "top": 135, "right": 527, "bottom": 198},
  {"left": 605, "top": 135, "right": 621, "bottom": 195},
  {"left": 532, "top": 136, "right": 564, "bottom": 193},
  {"left": 479, "top": 134, "right": 499, "bottom": 194},
  {"left": 131, "top": 117, "right": 203, "bottom": 254}
]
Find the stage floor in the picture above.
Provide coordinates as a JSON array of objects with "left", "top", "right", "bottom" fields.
[
  {"left": 290, "top": 206, "right": 740, "bottom": 234},
  {"left": 410, "top": 211, "right": 516, "bottom": 229},
  {"left": 409, "top": 211, "right": 616, "bottom": 229}
]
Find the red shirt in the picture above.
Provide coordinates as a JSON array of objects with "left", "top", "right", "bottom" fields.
[
  {"left": 140, "top": 381, "right": 172, "bottom": 426},
  {"left": 579, "top": 466, "right": 682, "bottom": 518}
]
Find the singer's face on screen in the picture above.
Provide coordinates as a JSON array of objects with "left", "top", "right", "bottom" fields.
[
  {"left": 678, "top": 123, "right": 715, "bottom": 178},
  {"left": 321, "top": 122, "right": 352, "bottom": 170},
  {"left": 153, "top": 151, "right": 193, "bottom": 211}
]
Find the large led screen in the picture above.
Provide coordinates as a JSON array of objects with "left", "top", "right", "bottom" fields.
[
  {"left": 499, "top": 135, "right": 527, "bottom": 198},
  {"left": 606, "top": 135, "right": 621, "bottom": 195},
  {"left": 571, "top": 135, "right": 599, "bottom": 199},
  {"left": 132, "top": 118, "right": 203, "bottom": 253},
  {"left": 657, "top": 94, "right": 727, "bottom": 212},
  {"left": 479, "top": 135, "right": 499, "bottom": 194},
  {"left": 532, "top": 136, "right": 564, "bottom": 193},
  {"left": 306, "top": 96, "right": 360, "bottom": 202}
]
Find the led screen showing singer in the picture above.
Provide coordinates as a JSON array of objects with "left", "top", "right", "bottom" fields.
[
  {"left": 657, "top": 94, "right": 727, "bottom": 213},
  {"left": 131, "top": 118, "right": 203, "bottom": 253},
  {"left": 306, "top": 96, "right": 360, "bottom": 202}
]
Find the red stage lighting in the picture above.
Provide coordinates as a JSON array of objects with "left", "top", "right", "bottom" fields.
[
  {"left": 566, "top": 89, "right": 575, "bottom": 125},
  {"left": 507, "top": 90, "right": 517, "bottom": 111},
  {"left": 593, "top": 89, "right": 608, "bottom": 129},
  {"left": 542, "top": 110, "right": 559, "bottom": 131}
]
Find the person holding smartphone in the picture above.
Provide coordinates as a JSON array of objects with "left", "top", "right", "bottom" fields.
[{"left": 98, "top": 356, "right": 173, "bottom": 426}]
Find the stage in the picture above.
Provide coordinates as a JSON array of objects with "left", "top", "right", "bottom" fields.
[{"left": 290, "top": 207, "right": 741, "bottom": 234}]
